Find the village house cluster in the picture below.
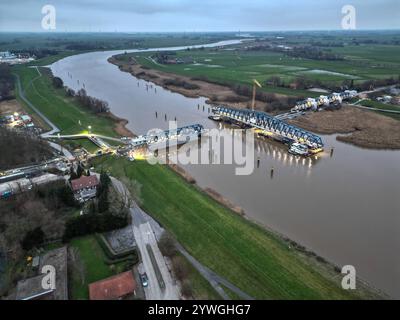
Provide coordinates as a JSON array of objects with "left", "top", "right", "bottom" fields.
[
  {"left": 0, "top": 112, "right": 37, "bottom": 132},
  {"left": 0, "top": 51, "right": 35, "bottom": 65}
]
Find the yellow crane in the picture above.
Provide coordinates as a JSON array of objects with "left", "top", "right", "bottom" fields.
[{"left": 251, "top": 79, "right": 262, "bottom": 110}]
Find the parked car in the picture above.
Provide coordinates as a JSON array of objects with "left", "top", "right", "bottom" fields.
[{"left": 140, "top": 273, "right": 149, "bottom": 287}]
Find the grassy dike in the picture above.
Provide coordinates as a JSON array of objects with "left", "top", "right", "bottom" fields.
[
  {"left": 93, "top": 156, "right": 377, "bottom": 300},
  {"left": 13, "top": 65, "right": 118, "bottom": 137}
]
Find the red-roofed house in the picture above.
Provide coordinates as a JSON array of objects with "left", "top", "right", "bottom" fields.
[
  {"left": 89, "top": 271, "right": 137, "bottom": 300},
  {"left": 70, "top": 175, "right": 99, "bottom": 202}
]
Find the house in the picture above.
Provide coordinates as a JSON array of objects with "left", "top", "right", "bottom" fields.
[
  {"left": 21, "top": 114, "right": 32, "bottom": 124},
  {"left": 70, "top": 175, "right": 99, "bottom": 202},
  {"left": 89, "top": 271, "right": 137, "bottom": 300},
  {"left": 15, "top": 247, "right": 68, "bottom": 300}
]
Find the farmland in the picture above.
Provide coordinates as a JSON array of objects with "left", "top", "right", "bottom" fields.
[{"left": 126, "top": 42, "right": 400, "bottom": 97}]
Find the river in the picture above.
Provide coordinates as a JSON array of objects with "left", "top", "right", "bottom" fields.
[{"left": 50, "top": 40, "right": 400, "bottom": 298}]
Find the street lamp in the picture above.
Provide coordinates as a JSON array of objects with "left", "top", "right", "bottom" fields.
[{"left": 88, "top": 125, "right": 92, "bottom": 134}]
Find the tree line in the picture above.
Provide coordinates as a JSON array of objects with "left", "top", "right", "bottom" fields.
[
  {"left": 0, "top": 64, "right": 15, "bottom": 101},
  {"left": 0, "top": 127, "right": 53, "bottom": 170},
  {"left": 51, "top": 75, "right": 109, "bottom": 113},
  {"left": 62, "top": 171, "right": 130, "bottom": 241}
]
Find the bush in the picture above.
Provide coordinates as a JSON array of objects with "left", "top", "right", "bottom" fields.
[
  {"left": 21, "top": 227, "right": 45, "bottom": 251},
  {"left": 75, "top": 88, "right": 109, "bottom": 113},
  {"left": 62, "top": 211, "right": 129, "bottom": 242},
  {"left": 171, "top": 256, "right": 189, "bottom": 281},
  {"left": 52, "top": 76, "right": 64, "bottom": 89},
  {"left": 0, "top": 64, "right": 15, "bottom": 101},
  {"left": 163, "top": 78, "right": 199, "bottom": 90},
  {"left": 158, "top": 232, "right": 177, "bottom": 257},
  {"left": 181, "top": 280, "right": 193, "bottom": 298}
]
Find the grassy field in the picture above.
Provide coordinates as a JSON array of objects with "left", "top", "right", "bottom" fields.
[
  {"left": 92, "top": 156, "right": 378, "bottom": 300},
  {"left": 355, "top": 99, "right": 400, "bottom": 121},
  {"left": 127, "top": 44, "right": 400, "bottom": 97},
  {"left": 69, "top": 235, "right": 126, "bottom": 300},
  {"left": 176, "top": 252, "right": 222, "bottom": 300},
  {"left": 13, "top": 65, "right": 119, "bottom": 138}
]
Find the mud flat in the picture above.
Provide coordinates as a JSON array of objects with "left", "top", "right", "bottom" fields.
[{"left": 289, "top": 106, "right": 400, "bottom": 149}]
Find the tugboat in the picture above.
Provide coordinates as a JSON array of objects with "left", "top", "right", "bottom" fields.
[{"left": 288, "top": 143, "right": 310, "bottom": 156}]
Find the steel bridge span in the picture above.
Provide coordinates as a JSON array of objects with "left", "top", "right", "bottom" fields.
[{"left": 212, "top": 106, "right": 324, "bottom": 150}]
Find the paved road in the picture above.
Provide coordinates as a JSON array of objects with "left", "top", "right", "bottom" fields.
[
  {"left": 350, "top": 100, "right": 400, "bottom": 114},
  {"left": 176, "top": 243, "right": 254, "bottom": 300},
  {"left": 14, "top": 68, "right": 76, "bottom": 159},
  {"left": 14, "top": 70, "right": 60, "bottom": 137},
  {"left": 111, "top": 176, "right": 254, "bottom": 300},
  {"left": 111, "top": 177, "right": 180, "bottom": 300},
  {"left": 359, "top": 84, "right": 397, "bottom": 96}
]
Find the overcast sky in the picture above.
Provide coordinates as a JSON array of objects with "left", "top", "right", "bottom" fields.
[{"left": 0, "top": 0, "right": 399, "bottom": 32}]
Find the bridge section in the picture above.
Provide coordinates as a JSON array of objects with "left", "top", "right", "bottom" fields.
[
  {"left": 130, "top": 124, "right": 204, "bottom": 148},
  {"left": 212, "top": 106, "right": 324, "bottom": 149}
]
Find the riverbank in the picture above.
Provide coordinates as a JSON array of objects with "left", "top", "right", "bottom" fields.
[
  {"left": 93, "top": 156, "right": 383, "bottom": 299},
  {"left": 108, "top": 56, "right": 267, "bottom": 111},
  {"left": 13, "top": 64, "right": 134, "bottom": 139},
  {"left": 109, "top": 56, "right": 400, "bottom": 150},
  {"left": 289, "top": 106, "right": 400, "bottom": 149},
  {"left": 100, "top": 111, "right": 135, "bottom": 138},
  {"left": 169, "top": 163, "right": 246, "bottom": 215}
]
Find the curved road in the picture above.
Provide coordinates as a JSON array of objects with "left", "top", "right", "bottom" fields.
[
  {"left": 15, "top": 68, "right": 60, "bottom": 137},
  {"left": 14, "top": 68, "right": 74, "bottom": 158},
  {"left": 111, "top": 177, "right": 254, "bottom": 300}
]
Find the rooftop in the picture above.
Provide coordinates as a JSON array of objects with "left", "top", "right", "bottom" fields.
[
  {"left": 71, "top": 175, "right": 99, "bottom": 192},
  {"left": 16, "top": 246, "right": 68, "bottom": 300},
  {"left": 89, "top": 271, "right": 136, "bottom": 300}
]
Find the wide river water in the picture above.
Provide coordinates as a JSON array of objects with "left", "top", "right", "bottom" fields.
[{"left": 51, "top": 40, "right": 400, "bottom": 298}]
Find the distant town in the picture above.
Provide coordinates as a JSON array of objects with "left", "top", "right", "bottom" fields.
[{"left": 0, "top": 51, "right": 35, "bottom": 65}]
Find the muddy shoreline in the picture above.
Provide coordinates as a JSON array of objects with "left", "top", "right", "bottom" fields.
[
  {"left": 108, "top": 56, "right": 267, "bottom": 111},
  {"left": 109, "top": 56, "right": 400, "bottom": 150},
  {"left": 101, "top": 111, "right": 135, "bottom": 138}
]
